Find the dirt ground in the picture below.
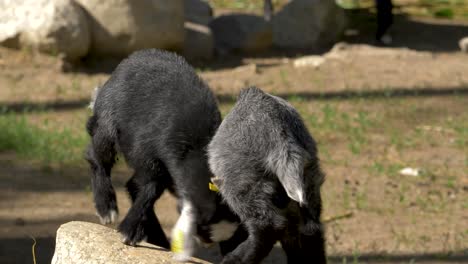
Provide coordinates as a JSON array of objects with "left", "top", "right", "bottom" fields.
[{"left": 0, "top": 14, "right": 467, "bottom": 264}]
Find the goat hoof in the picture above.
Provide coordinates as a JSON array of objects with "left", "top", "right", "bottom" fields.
[
  {"left": 220, "top": 254, "right": 243, "bottom": 264},
  {"left": 118, "top": 218, "right": 145, "bottom": 246},
  {"left": 97, "top": 209, "right": 118, "bottom": 225},
  {"left": 121, "top": 236, "right": 137, "bottom": 246}
]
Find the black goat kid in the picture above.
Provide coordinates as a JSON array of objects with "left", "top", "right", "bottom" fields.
[{"left": 85, "top": 49, "right": 240, "bottom": 261}]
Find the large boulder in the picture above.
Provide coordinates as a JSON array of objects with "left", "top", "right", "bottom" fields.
[
  {"left": 272, "top": 0, "right": 346, "bottom": 49},
  {"left": 0, "top": 0, "right": 90, "bottom": 60},
  {"left": 76, "top": 0, "right": 184, "bottom": 57},
  {"left": 52, "top": 221, "right": 210, "bottom": 264},
  {"left": 209, "top": 14, "right": 272, "bottom": 54},
  {"left": 184, "top": 0, "right": 213, "bottom": 25}
]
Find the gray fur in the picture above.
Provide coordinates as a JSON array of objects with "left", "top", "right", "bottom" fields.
[{"left": 208, "top": 87, "right": 326, "bottom": 264}]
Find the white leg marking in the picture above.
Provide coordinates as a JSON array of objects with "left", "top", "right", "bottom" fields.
[
  {"left": 171, "top": 200, "right": 196, "bottom": 262},
  {"left": 98, "top": 209, "right": 118, "bottom": 225}
]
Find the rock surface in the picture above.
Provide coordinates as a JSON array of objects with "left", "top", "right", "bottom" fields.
[
  {"left": 52, "top": 221, "right": 210, "bottom": 264},
  {"left": 460, "top": 37, "right": 468, "bottom": 53},
  {"left": 0, "top": 0, "right": 90, "bottom": 60},
  {"left": 272, "top": 0, "right": 346, "bottom": 48},
  {"left": 76, "top": 0, "right": 184, "bottom": 57},
  {"left": 209, "top": 14, "right": 272, "bottom": 54}
]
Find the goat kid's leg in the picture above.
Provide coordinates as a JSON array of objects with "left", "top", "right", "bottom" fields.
[
  {"left": 124, "top": 170, "right": 170, "bottom": 248},
  {"left": 119, "top": 167, "right": 167, "bottom": 246},
  {"left": 86, "top": 130, "right": 117, "bottom": 225},
  {"left": 166, "top": 156, "right": 218, "bottom": 261},
  {"left": 221, "top": 221, "right": 279, "bottom": 264},
  {"left": 143, "top": 208, "right": 170, "bottom": 248},
  {"left": 298, "top": 226, "right": 327, "bottom": 264},
  {"left": 171, "top": 199, "right": 197, "bottom": 262},
  {"left": 219, "top": 225, "right": 248, "bottom": 256},
  {"left": 281, "top": 223, "right": 327, "bottom": 264}
]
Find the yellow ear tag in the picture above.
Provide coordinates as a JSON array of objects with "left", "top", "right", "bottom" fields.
[
  {"left": 171, "top": 229, "right": 184, "bottom": 253},
  {"left": 209, "top": 182, "right": 219, "bottom": 192}
]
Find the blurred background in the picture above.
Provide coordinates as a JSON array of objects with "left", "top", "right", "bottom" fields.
[{"left": 0, "top": 0, "right": 467, "bottom": 263}]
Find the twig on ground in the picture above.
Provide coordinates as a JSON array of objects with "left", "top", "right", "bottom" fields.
[
  {"left": 323, "top": 211, "right": 354, "bottom": 223},
  {"left": 30, "top": 235, "right": 37, "bottom": 264}
]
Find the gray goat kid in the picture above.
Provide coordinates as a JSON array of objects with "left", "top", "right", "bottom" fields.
[{"left": 208, "top": 87, "right": 326, "bottom": 264}]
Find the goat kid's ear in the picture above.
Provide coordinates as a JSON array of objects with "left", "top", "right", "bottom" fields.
[{"left": 211, "top": 177, "right": 223, "bottom": 186}]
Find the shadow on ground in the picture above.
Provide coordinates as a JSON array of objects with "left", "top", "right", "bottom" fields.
[
  {"left": 0, "top": 157, "right": 128, "bottom": 193},
  {"left": 343, "top": 8, "right": 468, "bottom": 53},
  {"left": 1, "top": 86, "right": 467, "bottom": 113},
  {"left": 1, "top": 233, "right": 466, "bottom": 264}
]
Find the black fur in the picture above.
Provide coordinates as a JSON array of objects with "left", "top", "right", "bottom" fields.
[{"left": 85, "top": 49, "right": 240, "bottom": 253}]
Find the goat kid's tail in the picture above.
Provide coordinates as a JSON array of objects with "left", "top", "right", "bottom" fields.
[
  {"left": 266, "top": 143, "right": 308, "bottom": 206},
  {"left": 266, "top": 143, "right": 324, "bottom": 235}
]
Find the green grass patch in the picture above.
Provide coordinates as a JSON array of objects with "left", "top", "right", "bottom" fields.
[
  {"left": 208, "top": 0, "right": 289, "bottom": 11},
  {"left": 0, "top": 111, "right": 88, "bottom": 164},
  {"left": 208, "top": 0, "right": 264, "bottom": 11},
  {"left": 211, "top": 0, "right": 468, "bottom": 20},
  {"left": 449, "top": 120, "right": 468, "bottom": 149},
  {"left": 433, "top": 7, "right": 455, "bottom": 18},
  {"left": 416, "top": 0, "right": 468, "bottom": 19}
]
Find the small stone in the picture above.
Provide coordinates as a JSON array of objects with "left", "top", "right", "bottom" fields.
[
  {"left": 233, "top": 64, "right": 258, "bottom": 75},
  {"left": 399, "top": 167, "right": 420, "bottom": 177},
  {"left": 293, "top": 55, "right": 325, "bottom": 68},
  {"left": 459, "top": 37, "right": 468, "bottom": 53}
]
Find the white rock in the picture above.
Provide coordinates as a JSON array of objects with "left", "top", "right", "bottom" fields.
[
  {"left": 293, "top": 55, "right": 325, "bottom": 68},
  {"left": 76, "top": 0, "right": 184, "bottom": 57},
  {"left": 51, "top": 221, "right": 210, "bottom": 264},
  {"left": 459, "top": 37, "right": 468, "bottom": 53},
  {"left": 233, "top": 64, "right": 258, "bottom": 74},
  {"left": 0, "top": 0, "right": 90, "bottom": 60}
]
